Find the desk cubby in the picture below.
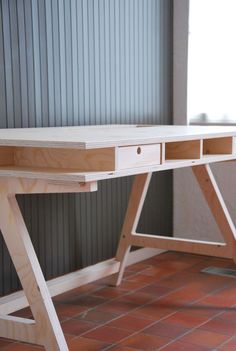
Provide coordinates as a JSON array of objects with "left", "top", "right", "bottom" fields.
[
  {"left": 165, "top": 139, "right": 201, "bottom": 161},
  {"left": 164, "top": 137, "right": 235, "bottom": 164},
  {"left": 203, "top": 137, "right": 233, "bottom": 155}
]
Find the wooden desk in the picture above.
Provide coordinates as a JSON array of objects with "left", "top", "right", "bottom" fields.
[{"left": 0, "top": 124, "right": 236, "bottom": 350}]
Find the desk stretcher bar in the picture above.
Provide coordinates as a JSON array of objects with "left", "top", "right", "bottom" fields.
[{"left": 0, "top": 125, "right": 236, "bottom": 350}]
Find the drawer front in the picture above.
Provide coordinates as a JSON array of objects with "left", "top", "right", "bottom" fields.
[{"left": 116, "top": 144, "right": 161, "bottom": 170}]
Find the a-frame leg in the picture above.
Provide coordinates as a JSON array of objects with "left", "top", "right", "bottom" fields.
[
  {"left": 0, "top": 193, "right": 68, "bottom": 350},
  {"left": 192, "top": 164, "right": 236, "bottom": 262},
  {"left": 113, "top": 164, "right": 236, "bottom": 288},
  {"left": 111, "top": 173, "right": 152, "bottom": 286}
]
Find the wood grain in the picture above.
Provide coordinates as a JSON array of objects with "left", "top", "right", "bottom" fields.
[
  {"left": 0, "top": 193, "right": 68, "bottom": 350},
  {"left": 131, "top": 234, "right": 231, "bottom": 258},
  {"left": 14, "top": 146, "right": 115, "bottom": 171},
  {"left": 0, "top": 147, "right": 14, "bottom": 166},
  {"left": 0, "top": 315, "right": 38, "bottom": 345},
  {"left": 203, "top": 137, "right": 233, "bottom": 155},
  {"left": 0, "top": 153, "right": 236, "bottom": 183},
  {"left": 165, "top": 140, "right": 201, "bottom": 160},
  {"left": 0, "top": 177, "right": 97, "bottom": 194},
  {"left": 112, "top": 173, "right": 152, "bottom": 286}
]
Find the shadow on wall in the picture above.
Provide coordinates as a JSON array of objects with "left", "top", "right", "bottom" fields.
[{"left": 174, "top": 162, "right": 236, "bottom": 242}]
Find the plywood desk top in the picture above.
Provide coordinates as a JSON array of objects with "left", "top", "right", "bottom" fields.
[
  {"left": 0, "top": 124, "right": 236, "bottom": 182},
  {"left": 0, "top": 124, "right": 236, "bottom": 149}
]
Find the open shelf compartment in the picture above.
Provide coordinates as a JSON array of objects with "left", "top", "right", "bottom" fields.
[
  {"left": 202, "top": 137, "right": 233, "bottom": 156},
  {"left": 165, "top": 139, "right": 201, "bottom": 161},
  {"left": 0, "top": 146, "right": 116, "bottom": 172}
]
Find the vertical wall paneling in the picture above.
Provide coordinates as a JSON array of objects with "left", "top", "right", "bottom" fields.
[
  {"left": 0, "top": 0, "right": 173, "bottom": 295},
  {"left": 0, "top": 2, "right": 7, "bottom": 128},
  {"left": 45, "top": 0, "right": 55, "bottom": 127},
  {"left": 2, "top": 0, "right": 14, "bottom": 127},
  {"left": 31, "top": 0, "right": 42, "bottom": 126},
  {"left": 18, "top": 1, "right": 28, "bottom": 127}
]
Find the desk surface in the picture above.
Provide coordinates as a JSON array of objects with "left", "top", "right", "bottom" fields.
[
  {"left": 0, "top": 125, "right": 236, "bottom": 182},
  {"left": 0, "top": 125, "right": 236, "bottom": 149}
]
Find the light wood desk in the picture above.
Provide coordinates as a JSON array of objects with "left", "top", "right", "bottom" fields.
[{"left": 0, "top": 124, "right": 236, "bottom": 350}]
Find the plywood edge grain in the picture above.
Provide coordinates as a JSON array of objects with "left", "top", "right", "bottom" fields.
[
  {"left": 0, "top": 315, "right": 39, "bottom": 345},
  {"left": 0, "top": 177, "right": 97, "bottom": 194},
  {"left": 0, "top": 125, "right": 236, "bottom": 149},
  {"left": 0, "top": 152, "right": 235, "bottom": 183}
]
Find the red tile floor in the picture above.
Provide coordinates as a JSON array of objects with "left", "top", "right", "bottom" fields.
[{"left": 2, "top": 251, "right": 236, "bottom": 350}]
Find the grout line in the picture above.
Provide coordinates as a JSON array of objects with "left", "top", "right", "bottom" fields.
[
  {"left": 5, "top": 253, "right": 236, "bottom": 350},
  {"left": 98, "top": 257, "right": 236, "bottom": 350}
]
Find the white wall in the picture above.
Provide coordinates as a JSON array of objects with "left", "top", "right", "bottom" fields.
[
  {"left": 173, "top": 0, "right": 236, "bottom": 243},
  {"left": 174, "top": 163, "right": 236, "bottom": 242}
]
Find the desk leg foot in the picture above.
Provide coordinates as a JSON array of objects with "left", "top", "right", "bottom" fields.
[
  {"left": 111, "top": 173, "right": 152, "bottom": 286},
  {"left": 0, "top": 194, "right": 68, "bottom": 351}
]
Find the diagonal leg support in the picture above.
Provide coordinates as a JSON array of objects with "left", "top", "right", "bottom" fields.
[
  {"left": 192, "top": 164, "right": 236, "bottom": 261},
  {"left": 111, "top": 173, "right": 152, "bottom": 286},
  {"left": 0, "top": 194, "right": 68, "bottom": 350}
]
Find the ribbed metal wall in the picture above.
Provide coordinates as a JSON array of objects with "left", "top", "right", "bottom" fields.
[{"left": 0, "top": 0, "right": 173, "bottom": 295}]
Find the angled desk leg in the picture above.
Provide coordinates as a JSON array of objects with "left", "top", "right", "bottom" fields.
[
  {"left": 111, "top": 173, "right": 152, "bottom": 286},
  {"left": 0, "top": 178, "right": 97, "bottom": 350},
  {"left": 192, "top": 164, "right": 236, "bottom": 261},
  {"left": 0, "top": 193, "right": 69, "bottom": 351}
]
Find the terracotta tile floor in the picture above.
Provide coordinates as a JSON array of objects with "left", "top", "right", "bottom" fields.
[{"left": 2, "top": 251, "right": 236, "bottom": 350}]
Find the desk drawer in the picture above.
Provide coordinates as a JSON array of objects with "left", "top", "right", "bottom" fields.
[{"left": 116, "top": 144, "right": 161, "bottom": 170}]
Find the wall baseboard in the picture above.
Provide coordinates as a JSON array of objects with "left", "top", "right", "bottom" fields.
[{"left": 0, "top": 248, "right": 165, "bottom": 315}]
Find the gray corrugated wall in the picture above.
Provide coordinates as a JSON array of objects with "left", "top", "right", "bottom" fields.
[{"left": 0, "top": 0, "right": 173, "bottom": 295}]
